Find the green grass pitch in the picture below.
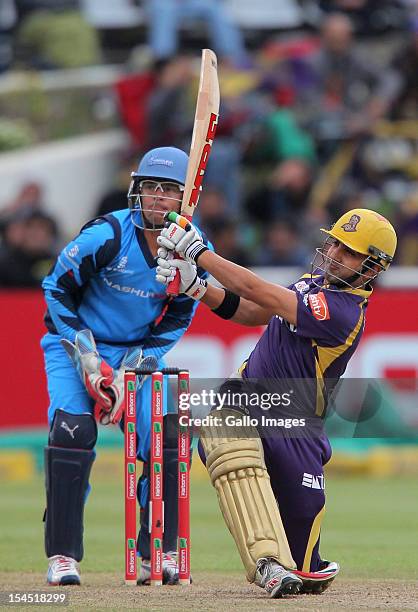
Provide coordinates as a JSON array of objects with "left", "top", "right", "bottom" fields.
[{"left": 0, "top": 469, "right": 417, "bottom": 580}]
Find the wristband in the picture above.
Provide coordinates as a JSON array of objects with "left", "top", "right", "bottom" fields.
[
  {"left": 188, "top": 243, "right": 208, "bottom": 263},
  {"left": 212, "top": 289, "right": 240, "bottom": 319}
]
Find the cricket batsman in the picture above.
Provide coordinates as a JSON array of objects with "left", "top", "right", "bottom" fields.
[
  {"left": 41, "top": 147, "right": 210, "bottom": 586},
  {"left": 156, "top": 208, "right": 397, "bottom": 598}
]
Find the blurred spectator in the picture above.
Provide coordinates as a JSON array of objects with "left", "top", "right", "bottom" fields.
[
  {"left": 147, "top": 54, "right": 195, "bottom": 149},
  {"left": 396, "top": 189, "right": 418, "bottom": 265},
  {"left": 203, "top": 218, "right": 251, "bottom": 267},
  {"left": 146, "top": 0, "right": 249, "bottom": 68},
  {"left": 264, "top": 110, "right": 316, "bottom": 165},
  {"left": 194, "top": 187, "right": 228, "bottom": 228},
  {"left": 0, "top": 0, "right": 17, "bottom": 72},
  {"left": 94, "top": 154, "right": 140, "bottom": 216},
  {"left": 95, "top": 185, "right": 127, "bottom": 217},
  {"left": 389, "top": 15, "right": 418, "bottom": 119},
  {"left": 296, "top": 13, "right": 401, "bottom": 157},
  {"left": 245, "top": 158, "right": 313, "bottom": 224},
  {"left": 256, "top": 219, "right": 310, "bottom": 267},
  {"left": 313, "top": 0, "right": 409, "bottom": 34},
  {"left": 147, "top": 53, "right": 243, "bottom": 214},
  {"left": 0, "top": 207, "right": 59, "bottom": 287},
  {"left": 6, "top": 181, "right": 44, "bottom": 214}
]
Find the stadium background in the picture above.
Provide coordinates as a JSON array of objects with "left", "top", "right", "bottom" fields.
[{"left": 0, "top": 1, "right": 417, "bottom": 608}]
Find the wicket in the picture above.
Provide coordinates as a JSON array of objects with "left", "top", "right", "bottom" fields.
[{"left": 123, "top": 367, "right": 191, "bottom": 586}]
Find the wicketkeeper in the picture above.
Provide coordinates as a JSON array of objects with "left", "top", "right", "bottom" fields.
[{"left": 41, "top": 147, "right": 210, "bottom": 586}]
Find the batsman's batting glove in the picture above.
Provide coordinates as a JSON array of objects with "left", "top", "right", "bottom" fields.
[
  {"left": 157, "top": 222, "right": 208, "bottom": 264},
  {"left": 156, "top": 247, "right": 207, "bottom": 300}
]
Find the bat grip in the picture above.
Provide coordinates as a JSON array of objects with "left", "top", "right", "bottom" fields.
[
  {"left": 167, "top": 256, "right": 181, "bottom": 297},
  {"left": 164, "top": 211, "right": 192, "bottom": 297}
]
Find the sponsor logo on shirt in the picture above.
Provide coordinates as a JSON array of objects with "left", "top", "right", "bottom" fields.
[
  {"left": 308, "top": 292, "right": 330, "bottom": 321},
  {"left": 302, "top": 473, "right": 325, "bottom": 489},
  {"left": 103, "top": 277, "right": 165, "bottom": 298}
]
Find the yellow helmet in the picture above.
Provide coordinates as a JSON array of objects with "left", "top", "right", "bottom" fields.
[{"left": 321, "top": 208, "right": 397, "bottom": 270}]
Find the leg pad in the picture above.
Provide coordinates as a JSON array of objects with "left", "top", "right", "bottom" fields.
[
  {"left": 44, "top": 446, "right": 95, "bottom": 561},
  {"left": 200, "top": 408, "right": 296, "bottom": 582}
]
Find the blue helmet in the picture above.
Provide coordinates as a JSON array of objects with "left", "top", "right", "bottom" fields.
[{"left": 133, "top": 147, "right": 188, "bottom": 184}]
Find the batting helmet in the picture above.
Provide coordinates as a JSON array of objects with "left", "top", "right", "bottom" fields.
[{"left": 321, "top": 208, "right": 397, "bottom": 270}]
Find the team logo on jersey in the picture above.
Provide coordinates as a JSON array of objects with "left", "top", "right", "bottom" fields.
[
  {"left": 308, "top": 292, "right": 330, "bottom": 321},
  {"left": 294, "top": 280, "right": 310, "bottom": 294},
  {"left": 341, "top": 214, "right": 360, "bottom": 232}
]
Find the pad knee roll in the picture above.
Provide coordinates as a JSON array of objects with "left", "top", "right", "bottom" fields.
[
  {"left": 200, "top": 408, "right": 296, "bottom": 581},
  {"left": 49, "top": 409, "right": 97, "bottom": 449}
]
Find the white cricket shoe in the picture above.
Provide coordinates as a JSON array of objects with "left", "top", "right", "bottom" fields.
[
  {"left": 294, "top": 560, "right": 340, "bottom": 593},
  {"left": 47, "top": 555, "right": 80, "bottom": 586},
  {"left": 137, "top": 552, "right": 179, "bottom": 585},
  {"left": 255, "top": 557, "right": 302, "bottom": 598}
]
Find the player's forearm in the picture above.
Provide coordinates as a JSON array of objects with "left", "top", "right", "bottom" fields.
[
  {"left": 201, "top": 284, "right": 272, "bottom": 326},
  {"left": 197, "top": 251, "right": 297, "bottom": 325}
]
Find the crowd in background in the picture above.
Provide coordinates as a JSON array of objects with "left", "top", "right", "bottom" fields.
[{"left": 0, "top": 0, "right": 418, "bottom": 286}]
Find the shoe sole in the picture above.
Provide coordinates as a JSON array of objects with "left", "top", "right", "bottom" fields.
[
  {"left": 294, "top": 568, "right": 339, "bottom": 594},
  {"left": 270, "top": 577, "right": 302, "bottom": 598},
  {"left": 47, "top": 577, "right": 80, "bottom": 586},
  {"left": 300, "top": 576, "right": 336, "bottom": 594}
]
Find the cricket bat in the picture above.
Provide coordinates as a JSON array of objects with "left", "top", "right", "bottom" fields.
[{"left": 167, "top": 48, "right": 220, "bottom": 296}]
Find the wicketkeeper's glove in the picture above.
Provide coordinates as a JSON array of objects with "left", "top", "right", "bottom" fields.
[
  {"left": 62, "top": 330, "right": 155, "bottom": 425},
  {"left": 99, "top": 351, "right": 157, "bottom": 426},
  {"left": 61, "top": 329, "right": 114, "bottom": 412}
]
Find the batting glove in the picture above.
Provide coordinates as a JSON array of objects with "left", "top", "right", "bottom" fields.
[
  {"left": 61, "top": 329, "right": 114, "bottom": 411},
  {"left": 156, "top": 247, "right": 207, "bottom": 300},
  {"left": 157, "top": 221, "right": 208, "bottom": 264}
]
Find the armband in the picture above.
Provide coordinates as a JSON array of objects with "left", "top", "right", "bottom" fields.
[{"left": 211, "top": 289, "right": 240, "bottom": 320}]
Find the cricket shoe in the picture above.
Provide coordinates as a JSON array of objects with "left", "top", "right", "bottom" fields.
[
  {"left": 293, "top": 560, "right": 340, "bottom": 594},
  {"left": 137, "top": 552, "right": 180, "bottom": 585},
  {"left": 47, "top": 555, "right": 80, "bottom": 586},
  {"left": 255, "top": 558, "right": 302, "bottom": 598}
]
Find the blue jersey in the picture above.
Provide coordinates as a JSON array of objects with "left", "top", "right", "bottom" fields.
[{"left": 42, "top": 209, "right": 209, "bottom": 359}]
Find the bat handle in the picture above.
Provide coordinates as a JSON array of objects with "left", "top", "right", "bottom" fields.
[
  {"left": 164, "top": 211, "right": 192, "bottom": 297},
  {"left": 167, "top": 256, "right": 181, "bottom": 297},
  {"left": 164, "top": 211, "right": 192, "bottom": 231}
]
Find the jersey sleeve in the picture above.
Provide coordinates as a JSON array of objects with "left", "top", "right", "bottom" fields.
[
  {"left": 42, "top": 218, "right": 118, "bottom": 341},
  {"left": 295, "top": 289, "right": 362, "bottom": 345}
]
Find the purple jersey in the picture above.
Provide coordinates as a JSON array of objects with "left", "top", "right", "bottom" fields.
[{"left": 242, "top": 273, "right": 371, "bottom": 416}]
